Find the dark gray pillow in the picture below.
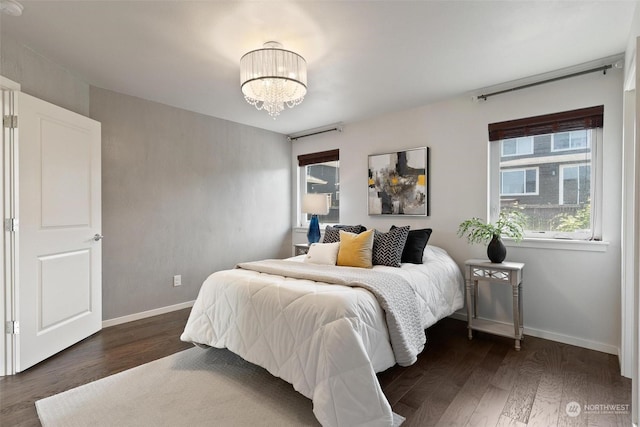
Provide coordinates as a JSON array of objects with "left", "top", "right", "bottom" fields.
[
  {"left": 322, "top": 225, "right": 367, "bottom": 243},
  {"left": 372, "top": 226, "right": 410, "bottom": 267}
]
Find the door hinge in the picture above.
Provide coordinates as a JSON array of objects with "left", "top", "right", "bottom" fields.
[
  {"left": 4, "top": 218, "right": 17, "bottom": 232},
  {"left": 5, "top": 320, "right": 19, "bottom": 335},
  {"left": 3, "top": 115, "right": 17, "bottom": 129}
]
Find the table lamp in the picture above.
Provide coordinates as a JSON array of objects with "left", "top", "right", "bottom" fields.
[{"left": 302, "top": 193, "right": 330, "bottom": 244}]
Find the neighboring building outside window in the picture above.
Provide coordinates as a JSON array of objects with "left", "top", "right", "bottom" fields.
[
  {"left": 297, "top": 150, "right": 339, "bottom": 224},
  {"left": 551, "top": 130, "right": 589, "bottom": 151},
  {"left": 500, "top": 167, "right": 538, "bottom": 196},
  {"left": 501, "top": 136, "right": 534, "bottom": 157},
  {"left": 488, "top": 106, "right": 603, "bottom": 240},
  {"left": 560, "top": 163, "right": 590, "bottom": 205}
]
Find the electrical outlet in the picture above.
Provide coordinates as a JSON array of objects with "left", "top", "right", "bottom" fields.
[{"left": 173, "top": 275, "right": 182, "bottom": 287}]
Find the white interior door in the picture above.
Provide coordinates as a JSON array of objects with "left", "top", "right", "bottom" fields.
[{"left": 17, "top": 92, "right": 101, "bottom": 372}]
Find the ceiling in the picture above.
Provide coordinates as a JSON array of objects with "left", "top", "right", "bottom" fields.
[{"left": 0, "top": 1, "right": 636, "bottom": 135}]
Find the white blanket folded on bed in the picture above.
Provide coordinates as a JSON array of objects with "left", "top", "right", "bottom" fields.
[{"left": 236, "top": 259, "right": 425, "bottom": 367}]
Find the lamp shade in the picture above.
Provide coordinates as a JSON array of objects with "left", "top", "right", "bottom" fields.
[
  {"left": 302, "top": 193, "right": 330, "bottom": 215},
  {"left": 240, "top": 41, "right": 307, "bottom": 118}
]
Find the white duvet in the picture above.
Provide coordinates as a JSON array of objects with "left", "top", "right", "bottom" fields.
[{"left": 180, "top": 246, "right": 464, "bottom": 426}]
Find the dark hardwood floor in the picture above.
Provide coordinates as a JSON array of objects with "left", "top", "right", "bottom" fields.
[
  {"left": 0, "top": 309, "right": 631, "bottom": 426},
  {"left": 0, "top": 309, "right": 194, "bottom": 427}
]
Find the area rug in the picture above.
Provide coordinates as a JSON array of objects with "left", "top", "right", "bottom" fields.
[{"left": 36, "top": 346, "right": 405, "bottom": 427}]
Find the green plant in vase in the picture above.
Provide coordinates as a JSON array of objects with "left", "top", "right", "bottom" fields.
[{"left": 457, "top": 210, "right": 525, "bottom": 263}]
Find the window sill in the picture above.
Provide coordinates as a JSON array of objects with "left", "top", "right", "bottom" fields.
[
  {"left": 503, "top": 237, "right": 609, "bottom": 252},
  {"left": 294, "top": 224, "right": 337, "bottom": 233}
]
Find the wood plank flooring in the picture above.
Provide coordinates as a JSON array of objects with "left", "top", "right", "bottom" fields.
[
  {"left": 0, "top": 309, "right": 193, "bottom": 427},
  {"left": 0, "top": 309, "right": 631, "bottom": 426},
  {"left": 379, "top": 318, "right": 632, "bottom": 426}
]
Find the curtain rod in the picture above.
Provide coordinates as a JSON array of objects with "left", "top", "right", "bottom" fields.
[
  {"left": 287, "top": 124, "right": 343, "bottom": 142},
  {"left": 477, "top": 64, "right": 613, "bottom": 101}
]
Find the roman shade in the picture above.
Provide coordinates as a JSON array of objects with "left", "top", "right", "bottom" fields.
[
  {"left": 488, "top": 105, "right": 604, "bottom": 142},
  {"left": 297, "top": 149, "right": 339, "bottom": 167}
]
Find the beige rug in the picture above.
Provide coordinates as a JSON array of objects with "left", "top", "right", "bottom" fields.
[{"left": 36, "top": 346, "right": 405, "bottom": 426}]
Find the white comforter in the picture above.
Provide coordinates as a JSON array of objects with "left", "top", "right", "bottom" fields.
[{"left": 180, "top": 246, "right": 464, "bottom": 426}]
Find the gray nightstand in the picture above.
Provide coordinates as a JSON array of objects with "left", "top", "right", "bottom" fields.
[
  {"left": 465, "top": 259, "right": 525, "bottom": 350},
  {"left": 294, "top": 243, "right": 310, "bottom": 256}
]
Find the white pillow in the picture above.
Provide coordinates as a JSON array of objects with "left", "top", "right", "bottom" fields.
[{"left": 303, "top": 242, "right": 340, "bottom": 265}]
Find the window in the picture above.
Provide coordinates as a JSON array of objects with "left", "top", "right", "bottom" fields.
[
  {"left": 488, "top": 106, "right": 603, "bottom": 240},
  {"left": 552, "top": 130, "right": 589, "bottom": 151},
  {"left": 501, "top": 137, "right": 533, "bottom": 157},
  {"left": 298, "top": 150, "right": 339, "bottom": 224},
  {"left": 500, "top": 168, "right": 538, "bottom": 195}
]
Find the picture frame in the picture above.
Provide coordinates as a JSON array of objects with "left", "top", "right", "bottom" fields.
[{"left": 368, "top": 147, "right": 430, "bottom": 216}]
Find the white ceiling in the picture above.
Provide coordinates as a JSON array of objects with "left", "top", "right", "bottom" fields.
[{"left": 0, "top": 1, "right": 636, "bottom": 135}]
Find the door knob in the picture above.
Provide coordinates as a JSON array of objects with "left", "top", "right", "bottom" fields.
[{"left": 93, "top": 234, "right": 104, "bottom": 241}]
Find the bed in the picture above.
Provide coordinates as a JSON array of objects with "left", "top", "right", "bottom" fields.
[{"left": 181, "top": 232, "right": 464, "bottom": 427}]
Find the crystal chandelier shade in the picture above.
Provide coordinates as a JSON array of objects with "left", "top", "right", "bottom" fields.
[{"left": 240, "top": 42, "right": 307, "bottom": 118}]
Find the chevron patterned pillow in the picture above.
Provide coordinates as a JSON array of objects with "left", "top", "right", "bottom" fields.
[
  {"left": 322, "top": 225, "right": 367, "bottom": 243},
  {"left": 372, "top": 226, "right": 410, "bottom": 267}
]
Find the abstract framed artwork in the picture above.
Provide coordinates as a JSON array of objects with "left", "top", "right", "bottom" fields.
[{"left": 368, "top": 147, "right": 430, "bottom": 216}]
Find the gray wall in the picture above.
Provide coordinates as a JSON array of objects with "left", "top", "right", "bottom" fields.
[
  {"left": 292, "top": 69, "right": 624, "bottom": 356},
  {"left": 0, "top": 33, "right": 89, "bottom": 116},
  {"left": 90, "top": 87, "right": 291, "bottom": 319},
  {"left": 1, "top": 35, "right": 292, "bottom": 321}
]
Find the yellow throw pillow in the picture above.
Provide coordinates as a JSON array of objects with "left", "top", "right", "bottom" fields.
[{"left": 337, "top": 229, "right": 374, "bottom": 268}]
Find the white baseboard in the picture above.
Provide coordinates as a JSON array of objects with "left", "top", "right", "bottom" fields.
[
  {"left": 102, "top": 300, "right": 195, "bottom": 328},
  {"left": 449, "top": 312, "right": 618, "bottom": 355},
  {"left": 102, "top": 304, "right": 617, "bottom": 355}
]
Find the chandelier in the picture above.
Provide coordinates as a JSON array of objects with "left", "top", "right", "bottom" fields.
[{"left": 240, "top": 42, "right": 307, "bottom": 118}]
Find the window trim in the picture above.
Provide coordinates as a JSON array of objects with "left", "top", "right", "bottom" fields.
[
  {"left": 500, "top": 167, "right": 539, "bottom": 196},
  {"left": 503, "top": 236, "right": 608, "bottom": 252},
  {"left": 489, "top": 105, "right": 604, "bottom": 241},
  {"left": 489, "top": 127, "right": 603, "bottom": 242}
]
